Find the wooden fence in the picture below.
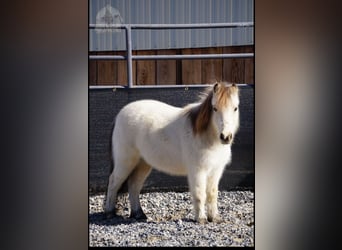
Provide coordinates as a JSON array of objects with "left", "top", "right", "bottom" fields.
[{"left": 89, "top": 45, "right": 254, "bottom": 86}]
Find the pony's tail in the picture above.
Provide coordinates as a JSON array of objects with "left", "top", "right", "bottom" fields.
[
  {"left": 109, "top": 132, "right": 114, "bottom": 175},
  {"left": 103, "top": 119, "right": 129, "bottom": 211},
  {"left": 108, "top": 119, "right": 115, "bottom": 176},
  {"left": 103, "top": 120, "right": 115, "bottom": 209}
]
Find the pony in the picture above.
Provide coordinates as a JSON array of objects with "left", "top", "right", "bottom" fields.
[{"left": 104, "top": 82, "right": 240, "bottom": 223}]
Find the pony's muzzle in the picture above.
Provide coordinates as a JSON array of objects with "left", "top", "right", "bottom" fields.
[{"left": 220, "top": 133, "right": 233, "bottom": 144}]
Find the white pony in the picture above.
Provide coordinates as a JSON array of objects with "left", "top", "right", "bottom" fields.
[{"left": 104, "top": 82, "right": 240, "bottom": 223}]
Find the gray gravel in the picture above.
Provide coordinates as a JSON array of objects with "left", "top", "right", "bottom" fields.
[{"left": 89, "top": 190, "right": 254, "bottom": 247}]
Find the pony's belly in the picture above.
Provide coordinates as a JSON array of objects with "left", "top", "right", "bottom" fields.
[
  {"left": 141, "top": 153, "right": 187, "bottom": 176},
  {"left": 153, "top": 163, "right": 188, "bottom": 176}
]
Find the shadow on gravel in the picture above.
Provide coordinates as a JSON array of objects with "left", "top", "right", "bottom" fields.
[
  {"left": 89, "top": 212, "right": 196, "bottom": 226},
  {"left": 89, "top": 212, "right": 140, "bottom": 226}
]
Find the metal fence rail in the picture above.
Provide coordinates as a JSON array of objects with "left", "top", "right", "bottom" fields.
[{"left": 89, "top": 22, "right": 254, "bottom": 88}]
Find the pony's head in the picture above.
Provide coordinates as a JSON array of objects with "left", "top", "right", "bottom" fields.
[
  {"left": 187, "top": 82, "right": 240, "bottom": 144},
  {"left": 211, "top": 82, "right": 240, "bottom": 144}
]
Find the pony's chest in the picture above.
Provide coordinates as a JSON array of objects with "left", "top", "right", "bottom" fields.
[{"left": 196, "top": 144, "right": 232, "bottom": 168}]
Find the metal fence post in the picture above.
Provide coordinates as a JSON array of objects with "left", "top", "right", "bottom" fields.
[{"left": 125, "top": 25, "right": 133, "bottom": 88}]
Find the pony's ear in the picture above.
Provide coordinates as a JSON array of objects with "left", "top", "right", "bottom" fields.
[
  {"left": 231, "top": 83, "right": 239, "bottom": 90},
  {"left": 213, "top": 82, "right": 220, "bottom": 93}
]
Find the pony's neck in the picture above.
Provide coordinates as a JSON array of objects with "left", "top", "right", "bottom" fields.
[{"left": 186, "top": 92, "right": 219, "bottom": 144}]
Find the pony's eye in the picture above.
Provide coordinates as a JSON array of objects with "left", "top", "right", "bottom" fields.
[
  {"left": 213, "top": 107, "right": 217, "bottom": 112},
  {"left": 234, "top": 107, "right": 238, "bottom": 112}
]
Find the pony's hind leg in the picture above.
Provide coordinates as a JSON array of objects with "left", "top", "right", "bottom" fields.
[
  {"left": 127, "top": 159, "right": 152, "bottom": 220},
  {"left": 104, "top": 150, "right": 140, "bottom": 218}
]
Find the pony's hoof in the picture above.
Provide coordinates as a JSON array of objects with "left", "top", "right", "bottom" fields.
[
  {"left": 208, "top": 215, "right": 223, "bottom": 223},
  {"left": 130, "top": 208, "right": 148, "bottom": 221},
  {"left": 197, "top": 217, "right": 208, "bottom": 224}
]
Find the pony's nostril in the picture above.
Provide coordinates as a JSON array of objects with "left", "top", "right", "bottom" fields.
[
  {"left": 220, "top": 133, "right": 225, "bottom": 141},
  {"left": 220, "top": 133, "right": 229, "bottom": 143},
  {"left": 220, "top": 133, "right": 233, "bottom": 144}
]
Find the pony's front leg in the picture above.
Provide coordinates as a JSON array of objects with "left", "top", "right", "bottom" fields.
[
  {"left": 188, "top": 170, "right": 207, "bottom": 224},
  {"left": 206, "top": 174, "right": 223, "bottom": 223}
]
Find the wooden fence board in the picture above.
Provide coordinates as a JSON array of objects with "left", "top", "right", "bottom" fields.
[
  {"left": 116, "top": 51, "right": 129, "bottom": 86},
  {"left": 156, "top": 50, "right": 177, "bottom": 85},
  {"left": 181, "top": 48, "right": 202, "bottom": 84},
  {"left": 89, "top": 53, "right": 97, "bottom": 85},
  {"left": 201, "top": 47, "right": 223, "bottom": 83},
  {"left": 136, "top": 50, "right": 155, "bottom": 85},
  {"left": 244, "top": 46, "right": 254, "bottom": 84},
  {"left": 223, "top": 46, "right": 245, "bottom": 84},
  {"left": 97, "top": 51, "right": 116, "bottom": 85}
]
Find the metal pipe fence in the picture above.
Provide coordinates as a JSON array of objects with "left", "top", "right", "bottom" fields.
[{"left": 89, "top": 22, "right": 254, "bottom": 88}]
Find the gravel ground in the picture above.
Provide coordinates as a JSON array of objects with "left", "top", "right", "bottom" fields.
[{"left": 89, "top": 190, "right": 254, "bottom": 247}]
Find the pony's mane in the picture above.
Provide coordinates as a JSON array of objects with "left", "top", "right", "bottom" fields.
[
  {"left": 186, "top": 89, "right": 213, "bottom": 135},
  {"left": 186, "top": 82, "right": 235, "bottom": 135}
]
